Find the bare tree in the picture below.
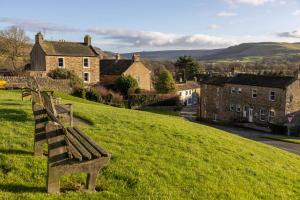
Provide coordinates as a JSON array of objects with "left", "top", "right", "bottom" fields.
[{"left": 0, "top": 26, "right": 30, "bottom": 71}]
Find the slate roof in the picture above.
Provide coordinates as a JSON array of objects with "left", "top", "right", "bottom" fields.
[
  {"left": 227, "top": 74, "right": 296, "bottom": 89},
  {"left": 176, "top": 81, "right": 200, "bottom": 91},
  {"left": 100, "top": 59, "right": 134, "bottom": 75},
  {"left": 40, "top": 41, "right": 98, "bottom": 57},
  {"left": 201, "top": 76, "right": 231, "bottom": 86}
]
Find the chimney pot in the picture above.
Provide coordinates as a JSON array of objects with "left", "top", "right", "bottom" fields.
[
  {"left": 84, "top": 35, "right": 91, "bottom": 46},
  {"left": 35, "top": 32, "right": 43, "bottom": 44},
  {"left": 132, "top": 53, "right": 141, "bottom": 62}
]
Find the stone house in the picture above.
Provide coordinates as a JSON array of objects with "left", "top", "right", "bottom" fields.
[
  {"left": 200, "top": 77, "right": 230, "bottom": 122},
  {"left": 176, "top": 81, "right": 200, "bottom": 106},
  {"left": 200, "top": 73, "right": 300, "bottom": 125},
  {"left": 30, "top": 32, "right": 100, "bottom": 84},
  {"left": 100, "top": 54, "right": 152, "bottom": 90}
]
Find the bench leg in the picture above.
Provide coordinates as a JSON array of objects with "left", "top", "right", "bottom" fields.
[
  {"left": 86, "top": 171, "right": 98, "bottom": 191},
  {"left": 47, "top": 168, "right": 60, "bottom": 194},
  {"left": 34, "top": 140, "right": 44, "bottom": 156}
]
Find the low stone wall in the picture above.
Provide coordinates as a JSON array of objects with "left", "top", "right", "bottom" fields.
[{"left": 0, "top": 76, "right": 72, "bottom": 93}]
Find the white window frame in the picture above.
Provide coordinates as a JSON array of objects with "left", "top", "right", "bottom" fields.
[
  {"left": 57, "top": 57, "right": 65, "bottom": 68},
  {"left": 236, "top": 104, "right": 241, "bottom": 113},
  {"left": 252, "top": 89, "right": 257, "bottom": 98},
  {"left": 230, "top": 104, "right": 235, "bottom": 112},
  {"left": 231, "top": 87, "right": 236, "bottom": 94},
  {"left": 83, "top": 57, "right": 90, "bottom": 68},
  {"left": 238, "top": 88, "right": 242, "bottom": 94},
  {"left": 260, "top": 109, "right": 266, "bottom": 121},
  {"left": 268, "top": 110, "right": 275, "bottom": 122},
  {"left": 83, "top": 72, "right": 90, "bottom": 83},
  {"left": 269, "top": 91, "right": 275, "bottom": 101}
]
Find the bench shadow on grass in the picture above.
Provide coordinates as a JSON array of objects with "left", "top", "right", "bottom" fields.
[
  {"left": 0, "top": 183, "right": 45, "bottom": 193},
  {"left": 0, "top": 108, "right": 29, "bottom": 122},
  {"left": 0, "top": 149, "right": 32, "bottom": 156}
]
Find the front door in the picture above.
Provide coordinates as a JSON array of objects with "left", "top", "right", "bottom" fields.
[{"left": 248, "top": 108, "right": 253, "bottom": 122}]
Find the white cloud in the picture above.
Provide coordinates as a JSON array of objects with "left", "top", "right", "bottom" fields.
[
  {"left": 223, "top": 0, "right": 273, "bottom": 6},
  {"left": 88, "top": 28, "right": 234, "bottom": 49},
  {"left": 277, "top": 29, "right": 300, "bottom": 38},
  {"left": 217, "top": 12, "right": 238, "bottom": 17},
  {"left": 0, "top": 17, "right": 80, "bottom": 33},
  {"left": 292, "top": 10, "right": 300, "bottom": 16},
  {"left": 279, "top": 1, "right": 287, "bottom": 5}
]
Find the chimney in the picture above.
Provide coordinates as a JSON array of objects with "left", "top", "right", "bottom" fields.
[
  {"left": 115, "top": 53, "right": 121, "bottom": 60},
  {"left": 293, "top": 65, "right": 300, "bottom": 79},
  {"left": 84, "top": 35, "right": 91, "bottom": 46},
  {"left": 35, "top": 32, "right": 43, "bottom": 44},
  {"left": 132, "top": 53, "right": 141, "bottom": 62}
]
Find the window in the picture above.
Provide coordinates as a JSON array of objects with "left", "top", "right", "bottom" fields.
[
  {"left": 83, "top": 57, "right": 89, "bottom": 68},
  {"left": 58, "top": 57, "right": 64, "bottom": 68},
  {"left": 236, "top": 104, "right": 241, "bottom": 113},
  {"left": 205, "top": 85, "right": 208, "bottom": 90},
  {"left": 189, "top": 90, "right": 192, "bottom": 95},
  {"left": 269, "top": 110, "right": 275, "bottom": 122},
  {"left": 238, "top": 88, "right": 242, "bottom": 94},
  {"left": 269, "top": 91, "right": 275, "bottom": 101},
  {"left": 230, "top": 104, "right": 235, "bottom": 111},
  {"left": 213, "top": 114, "right": 218, "bottom": 122},
  {"left": 179, "top": 92, "right": 182, "bottom": 97},
  {"left": 217, "top": 87, "right": 220, "bottom": 93},
  {"left": 231, "top": 87, "right": 236, "bottom": 94},
  {"left": 252, "top": 89, "right": 257, "bottom": 98},
  {"left": 83, "top": 72, "right": 90, "bottom": 83},
  {"left": 260, "top": 109, "right": 266, "bottom": 121},
  {"left": 185, "top": 91, "right": 188, "bottom": 95}
]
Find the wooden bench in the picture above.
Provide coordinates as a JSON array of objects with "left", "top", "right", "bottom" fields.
[
  {"left": 32, "top": 92, "right": 110, "bottom": 193},
  {"left": 21, "top": 88, "right": 33, "bottom": 101}
]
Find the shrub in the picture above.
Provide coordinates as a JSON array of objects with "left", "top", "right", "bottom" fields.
[
  {"left": 48, "top": 68, "right": 83, "bottom": 88},
  {"left": 115, "top": 75, "right": 139, "bottom": 96},
  {"left": 86, "top": 89, "right": 101, "bottom": 102},
  {"left": 154, "top": 70, "right": 176, "bottom": 93},
  {"left": 72, "top": 87, "right": 86, "bottom": 99}
]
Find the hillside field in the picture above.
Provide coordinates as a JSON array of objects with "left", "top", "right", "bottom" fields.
[{"left": 0, "top": 90, "right": 299, "bottom": 199}]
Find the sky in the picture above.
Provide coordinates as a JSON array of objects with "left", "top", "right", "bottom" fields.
[{"left": 0, "top": 0, "right": 300, "bottom": 53}]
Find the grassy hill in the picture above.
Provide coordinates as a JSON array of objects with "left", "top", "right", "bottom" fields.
[
  {"left": 0, "top": 90, "right": 300, "bottom": 199},
  {"left": 122, "top": 42, "right": 300, "bottom": 61}
]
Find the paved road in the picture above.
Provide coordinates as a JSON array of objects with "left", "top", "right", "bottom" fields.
[
  {"left": 212, "top": 125, "right": 300, "bottom": 156},
  {"left": 179, "top": 105, "right": 300, "bottom": 156}
]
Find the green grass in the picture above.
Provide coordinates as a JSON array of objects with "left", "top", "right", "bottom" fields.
[
  {"left": 141, "top": 107, "right": 179, "bottom": 116},
  {"left": 0, "top": 90, "right": 300, "bottom": 199}
]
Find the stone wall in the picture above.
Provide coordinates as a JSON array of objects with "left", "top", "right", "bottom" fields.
[
  {"left": 45, "top": 56, "right": 100, "bottom": 83},
  {"left": 0, "top": 76, "right": 72, "bottom": 93}
]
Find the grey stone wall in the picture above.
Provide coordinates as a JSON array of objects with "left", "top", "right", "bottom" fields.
[{"left": 0, "top": 76, "right": 72, "bottom": 93}]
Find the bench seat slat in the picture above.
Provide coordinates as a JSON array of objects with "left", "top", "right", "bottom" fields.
[
  {"left": 65, "top": 137, "right": 83, "bottom": 161},
  {"left": 73, "top": 127, "right": 109, "bottom": 157},
  {"left": 67, "top": 128, "right": 101, "bottom": 158},
  {"left": 66, "top": 131, "right": 92, "bottom": 160},
  {"left": 55, "top": 104, "right": 70, "bottom": 114}
]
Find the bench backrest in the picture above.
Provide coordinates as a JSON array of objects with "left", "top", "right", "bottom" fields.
[{"left": 41, "top": 91, "right": 57, "bottom": 116}]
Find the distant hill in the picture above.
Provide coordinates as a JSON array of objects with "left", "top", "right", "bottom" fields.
[{"left": 122, "top": 42, "right": 300, "bottom": 61}]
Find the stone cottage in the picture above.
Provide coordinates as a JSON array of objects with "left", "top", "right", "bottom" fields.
[
  {"left": 200, "top": 73, "right": 300, "bottom": 126},
  {"left": 100, "top": 54, "right": 152, "bottom": 90},
  {"left": 30, "top": 32, "right": 100, "bottom": 84}
]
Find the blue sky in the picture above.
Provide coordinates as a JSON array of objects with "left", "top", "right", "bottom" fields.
[{"left": 0, "top": 0, "right": 300, "bottom": 52}]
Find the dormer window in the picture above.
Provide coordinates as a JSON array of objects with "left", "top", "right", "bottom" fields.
[
  {"left": 58, "top": 57, "right": 64, "bottom": 68},
  {"left": 83, "top": 58, "right": 89, "bottom": 68}
]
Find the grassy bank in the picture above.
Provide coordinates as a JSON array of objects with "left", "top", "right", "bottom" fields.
[{"left": 0, "top": 90, "right": 299, "bottom": 199}]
